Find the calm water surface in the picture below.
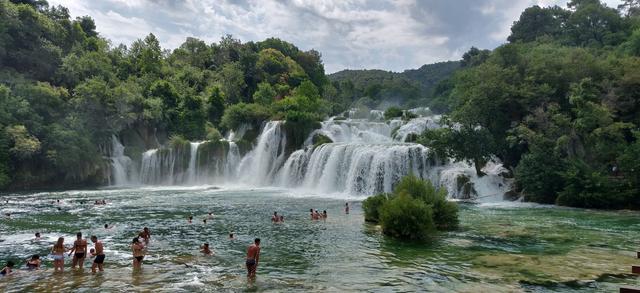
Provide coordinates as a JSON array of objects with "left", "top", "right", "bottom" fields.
[{"left": 0, "top": 186, "right": 639, "bottom": 292}]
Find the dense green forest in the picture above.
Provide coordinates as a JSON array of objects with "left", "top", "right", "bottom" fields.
[
  {"left": 420, "top": 0, "right": 640, "bottom": 209},
  {"left": 328, "top": 61, "right": 460, "bottom": 112},
  {"left": 0, "top": 0, "right": 335, "bottom": 189}
]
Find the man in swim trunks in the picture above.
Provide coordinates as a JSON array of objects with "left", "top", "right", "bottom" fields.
[
  {"left": 34, "top": 232, "right": 41, "bottom": 240},
  {"left": 90, "top": 235, "right": 105, "bottom": 273},
  {"left": 271, "top": 211, "right": 279, "bottom": 223},
  {"left": 245, "top": 238, "right": 261, "bottom": 279},
  {"left": 69, "top": 232, "right": 88, "bottom": 269}
]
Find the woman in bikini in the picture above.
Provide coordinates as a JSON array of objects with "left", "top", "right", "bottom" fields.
[
  {"left": 131, "top": 237, "right": 145, "bottom": 269},
  {"left": 51, "top": 237, "right": 66, "bottom": 272}
]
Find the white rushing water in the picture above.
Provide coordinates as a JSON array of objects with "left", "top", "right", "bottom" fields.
[
  {"left": 109, "top": 135, "right": 134, "bottom": 186},
  {"left": 109, "top": 109, "right": 512, "bottom": 201}
]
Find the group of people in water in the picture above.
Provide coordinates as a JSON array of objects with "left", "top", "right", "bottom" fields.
[{"left": 1, "top": 201, "right": 352, "bottom": 280}]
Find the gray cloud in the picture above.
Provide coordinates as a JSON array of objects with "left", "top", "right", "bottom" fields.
[{"left": 48, "top": 0, "right": 621, "bottom": 73}]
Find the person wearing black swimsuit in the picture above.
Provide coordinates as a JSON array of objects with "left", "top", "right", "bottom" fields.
[
  {"left": 132, "top": 237, "right": 145, "bottom": 269},
  {"left": 26, "top": 255, "right": 40, "bottom": 270},
  {"left": 0, "top": 261, "right": 14, "bottom": 276}
]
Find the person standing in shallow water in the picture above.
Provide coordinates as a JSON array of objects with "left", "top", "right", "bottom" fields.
[
  {"left": 132, "top": 237, "right": 145, "bottom": 269},
  {"left": 345, "top": 202, "right": 349, "bottom": 214},
  {"left": 245, "top": 238, "right": 261, "bottom": 279},
  {"left": 90, "top": 235, "right": 105, "bottom": 273},
  {"left": 69, "top": 232, "right": 88, "bottom": 269},
  {"left": 51, "top": 237, "right": 66, "bottom": 272}
]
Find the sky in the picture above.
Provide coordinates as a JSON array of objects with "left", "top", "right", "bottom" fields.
[{"left": 48, "top": 0, "right": 622, "bottom": 73}]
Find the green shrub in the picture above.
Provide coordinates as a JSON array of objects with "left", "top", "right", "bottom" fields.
[
  {"left": 362, "top": 193, "right": 389, "bottom": 222},
  {"left": 312, "top": 133, "right": 333, "bottom": 148},
  {"left": 379, "top": 193, "right": 435, "bottom": 240},
  {"left": 516, "top": 144, "right": 566, "bottom": 204},
  {"left": 205, "top": 123, "right": 222, "bottom": 141},
  {"left": 169, "top": 134, "right": 189, "bottom": 149},
  {"left": 365, "top": 175, "right": 459, "bottom": 240},
  {"left": 283, "top": 111, "right": 321, "bottom": 152},
  {"left": 384, "top": 107, "right": 403, "bottom": 120},
  {"left": 220, "top": 103, "right": 272, "bottom": 131}
]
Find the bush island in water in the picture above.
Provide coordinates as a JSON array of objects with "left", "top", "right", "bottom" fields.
[{"left": 363, "top": 175, "right": 458, "bottom": 240}]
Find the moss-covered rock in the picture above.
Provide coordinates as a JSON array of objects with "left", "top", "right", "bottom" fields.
[{"left": 311, "top": 133, "right": 333, "bottom": 148}]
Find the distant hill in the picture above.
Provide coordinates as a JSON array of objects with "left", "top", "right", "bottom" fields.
[{"left": 328, "top": 61, "right": 460, "bottom": 109}]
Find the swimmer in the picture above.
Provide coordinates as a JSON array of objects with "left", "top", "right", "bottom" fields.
[
  {"left": 229, "top": 232, "right": 235, "bottom": 240},
  {"left": 345, "top": 202, "right": 349, "bottom": 214},
  {"left": 0, "top": 261, "right": 14, "bottom": 276},
  {"left": 271, "top": 211, "right": 279, "bottom": 223},
  {"left": 245, "top": 238, "right": 261, "bottom": 279},
  {"left": 69, "top": 232, "right": 88, "bottom": 269},
  {"left": 203, "top": 219, "right": 207, "bottom": 224},
  {"left": 26, "top": 255, "right": 40, "bottom": 270},
  {"left": 279, "top": 215, "right": 284, "bottom": 222},
  {"left": 90, "top": 235, "right": 105, "bottom": 273},
  {"left": 34, "top": 232, "right": 41, "bottom": 240},
  {"left": 188, "top": 215, "right": 193, "bottom": 223},
  {"left": 51, "top": 237, "right": 66, "bottom": 272},
  {"left": 201, "top": 243, "right": 213, "bottom": 255},
  {"left": 322, "top": 210, "right": 327, "bottom": 219},
  {"left": 131, "top": 237, "right": 145, "bottom": 269},
  {"left": 104, "top": 224, "right": 113, "bottom": 229},
  {"left": 208, "top": 212, "right": 214, "bottom": 219},
  {"left": 309, "top": 209, "right": 314, "bottom": 220}
]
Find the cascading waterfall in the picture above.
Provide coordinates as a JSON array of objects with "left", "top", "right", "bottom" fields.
[
  {"left": 108, "top": 108, "right": 512, "bottom": 201},
  {"left": 110, "top": 135, "right": 133, "bottom": 186},
  {"left": 236, "top": 121, "right": 287, "bottom": 185},
  {"left": 186, "top": 142, "right": 203, "bottom": 184},
  {"left": 277, "top": 143, "right": 436, "bottom": 194}
]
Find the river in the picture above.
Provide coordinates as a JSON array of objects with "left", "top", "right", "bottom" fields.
[{"left": 1, "top": 186, "right": 638, "bottom": 292}]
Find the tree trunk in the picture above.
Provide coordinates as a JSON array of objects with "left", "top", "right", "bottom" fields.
[{"left": 473, "top": 157, "right": 486, "bottom": 177}]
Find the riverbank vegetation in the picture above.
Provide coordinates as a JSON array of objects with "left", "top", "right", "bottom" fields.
[
  {"left": 363, "top": 175, "right": 459, "bottom": 240},
  {"left": 418, "top": 0, "right": 640, "bottom": 209}
]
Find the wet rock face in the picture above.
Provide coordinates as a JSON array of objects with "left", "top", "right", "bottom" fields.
[{"left": 455, "top": 174, "right": 477, "bottom": 200}]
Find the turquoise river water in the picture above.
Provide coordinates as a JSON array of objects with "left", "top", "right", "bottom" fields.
[{"left": 0, "top": 186, "right": 639, "bottom": 292}]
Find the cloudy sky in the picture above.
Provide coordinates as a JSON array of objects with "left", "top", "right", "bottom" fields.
[{"left": 48, "top": 0, "right": 621, "bottom": 73}]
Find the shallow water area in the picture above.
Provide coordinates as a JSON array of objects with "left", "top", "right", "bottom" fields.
[{"left": 1, "top": 186, "right": 639, "bottom": 292}]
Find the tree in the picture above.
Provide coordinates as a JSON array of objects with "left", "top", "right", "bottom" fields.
[
  {"left": 252, "top": 82, "right": 276, "bottom": 106},
  {"left": 206, "top": 86, "right": 225, "bottom": 125},
  {"left": 219, "top": 62, "right": 247, "bottom": 104},
  {"left": 508, "top": 5, "right": 569, "bottom": 43}
]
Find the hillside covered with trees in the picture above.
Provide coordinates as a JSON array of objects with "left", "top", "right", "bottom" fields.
[
  {"left": 0, "top": 0, "right": 339, "bottom": 189},
  {"left": 328, "top": 61, "right": 460, "bottom": 112},
  {"left": 420, "top": 0, "right": 640, "bottom": 209}
]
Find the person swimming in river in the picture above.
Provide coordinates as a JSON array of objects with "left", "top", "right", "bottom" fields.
[
  {"left": 131, "top": 237, "right": 145, "bottom": 269},
  {"left": 229, "top": 232, "right": 235, "bottom": 240},
  {"left": 245, "top": 238, "right": 261, "bottom": 279},
  {"left": 271, "top": 211, "right": 279, "bottom": 223},
  {"left": 279, "top": 215, "right": 284, "bottom": 222},
  {"left": 208, "top": 212, "right": 214, "bottom": 219},
  {"left": 104, "top": 224, "right": 114, "bottom": 229},
  {"left": 0, "top": 261, "right": 14, "bottom": 276},
  {"left": 345, "top": 202, "right": 349, "bottom": 214},
  {"left": 91, "top": 235, "right": 105, "bottom": 273},
  {"left": 188, "top": 215, "right": 193, "bottom": 223},
  {"left": 69, "top": 232, "right": 88, "bottom": 269},
  {"left": 34, "top": 232, "right": 41, "bottom": 240},
  {"left": 26, "top": 255, "right": 40, "bottom": 270},
  {"left": 322, "top": 210, "right": 327, "bottom": 219},
  {"left": 201, "top": 243, "right": 213, "bottom": 255},
  {"left": 51, "top": 237, "right": 67, "bottom": 272}
]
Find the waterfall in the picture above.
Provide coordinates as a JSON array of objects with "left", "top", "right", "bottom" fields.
[
  {"left": 276, "top": 143, "right": 435, "bottom": 194},
  {"left": 236, "top": 121, "right": 287, "bottom": 185},
  {"left": 110, "top": 135, "right": 133, "bottom": 186},
  {"left": 186, "top": 142, "right": 203, "bottom": 184},
  {"left": 104, "top": 107, "right": 512, "bottom": 201}
]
